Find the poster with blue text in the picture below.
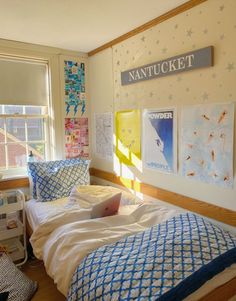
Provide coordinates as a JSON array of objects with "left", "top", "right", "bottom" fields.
[
  {"left": 181, "top": 103, "right": 234, "bottom": 188},
  {"left": 64, "top": 60, "right": 86, "bottom": 116},
  {"left": 143, "top": 108, "right": 176, "bottom": 173}
]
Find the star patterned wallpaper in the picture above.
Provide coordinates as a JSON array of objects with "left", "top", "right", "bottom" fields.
[{"left": 112, "top": 0, "right": 235, "bottom": 112}]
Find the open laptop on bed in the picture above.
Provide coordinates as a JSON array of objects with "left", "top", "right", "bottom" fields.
[{"left": 91, "top": 192, "right": 122, "bottom": 218}]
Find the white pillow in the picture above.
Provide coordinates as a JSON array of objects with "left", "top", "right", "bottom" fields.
[{"left": 68, "top": 185, "right": 138, "bottom": 208}]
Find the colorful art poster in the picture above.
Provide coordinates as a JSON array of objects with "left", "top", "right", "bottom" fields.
[
  {"left": 65, "top": 117, "right": 89, "bottom": 158},
  {"left": 95, "top": 112, "right": 113, "bottom": 161},
  {"left": 115, "top": 110, "right": 141, "bottom": 166},
  {"left": 181, "top": 103, "right": 234, "bottom": 188},
  {"left": 64, "top": 60, "right": 86, "bottom": 116},
  {"left": 143, "top": 108, "right": 176, "bottom": 173}
]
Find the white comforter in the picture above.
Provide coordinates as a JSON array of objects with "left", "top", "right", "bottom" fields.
[{"left": 30, "top": 204, "right": 179, "bottom": 296}]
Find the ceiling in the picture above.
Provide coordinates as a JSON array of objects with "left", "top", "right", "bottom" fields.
[{"left": 0, "top": 0, "right": 189, "bottom": 53}]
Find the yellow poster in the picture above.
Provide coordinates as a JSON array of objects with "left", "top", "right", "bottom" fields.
[{"left": 115, "top": 110, "right": 141, "bottom": 166}]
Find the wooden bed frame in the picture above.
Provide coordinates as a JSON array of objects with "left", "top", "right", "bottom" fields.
[{"left": 1, "top": 170, "right": 236, "bottom": 300}]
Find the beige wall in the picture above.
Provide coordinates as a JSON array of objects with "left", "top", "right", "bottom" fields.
[
  {"left": 0, "top": 39, "right": 88, "bottom": 162},
  {"left": 88, "top": 48, "right": 114, "bottom": 166},
  {"left": 89, "top": 0, "right": 236, "bottom": 211}
]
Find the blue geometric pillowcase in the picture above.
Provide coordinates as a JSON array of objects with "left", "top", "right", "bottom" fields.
[
  {"left": 28, "top": 158, "right": 90, "bottom": 202},
  {"left": 36, "top": 163, "right": 90, "bottom": 202}
]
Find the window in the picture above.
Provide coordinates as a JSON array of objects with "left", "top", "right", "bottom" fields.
[
  {"left": 0, "top": 56, "right": 51, "bottom": 177},
  {"left": 0, "top": 105, "right": 49, "bottom": 174}
]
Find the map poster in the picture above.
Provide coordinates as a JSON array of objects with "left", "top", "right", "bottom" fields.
[
  {"left": 143, "top": 108, "right": 176, "bottom": 173},
  {"left": 115, "top": 110, "right": 141, "bottom": 166},
  {"left": 181, "top": 103, "right": 234, "bottom": 188},
  {"left": 95, "top": 112, "right": 113, "bottom": 161},
  {"left": 65, "top": 117, "right": 89, "bottom": 158}
]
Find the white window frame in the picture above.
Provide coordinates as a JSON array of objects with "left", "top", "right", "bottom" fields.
[
  {"left": 0, "top": 105, "right": 50, "bottom": 178},
  {"left": 0, "top": 53, "right": 54, "bottom": 179}
]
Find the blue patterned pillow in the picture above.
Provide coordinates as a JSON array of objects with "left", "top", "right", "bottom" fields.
[
  {"left": 36, "top": 162, "right": 90, "bottom": 202},
  {"left": 28, "top": 159, "right": 90, "bottom": 201}
]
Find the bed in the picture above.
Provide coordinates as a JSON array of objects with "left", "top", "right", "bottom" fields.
[{"left": 25, "top": 159, "right": 236, "bottom": 301}]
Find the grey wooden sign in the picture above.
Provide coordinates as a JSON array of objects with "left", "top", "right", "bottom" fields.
[{"left": 121, "top": 46, "right": 213, "bottom": 85}]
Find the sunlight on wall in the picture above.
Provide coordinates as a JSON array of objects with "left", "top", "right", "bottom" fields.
[
  {"left": 113, "top": 124, "right": 143, "bottom": 194},
  {"left": 121, "top": 164, "right": 134, "bottom": 179},
  {"left": 113, "top": 144, "right": 143, "bottom": 195},
  {"left": 131, "top": 153, "right": 142, "bottom": 172},
  {"left": 114, "top": 110, "right": 142, "bottom": 184},
  {"left": 120, "top": 177, "right": 133, "bottom": 189},
  {"left": 117, "top": 138, "right": 129, "bottom": 159},
  {"left": 133, "top": 177, "right": 141, "bottom": 192},
  {"left": 113, "top": 153, "right": 121, "bottom": 176}
]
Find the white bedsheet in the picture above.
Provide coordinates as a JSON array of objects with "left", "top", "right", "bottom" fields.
[
  {"left": 25, "top": 197, "right": 69, "bottom": 231},
  {"left": 30, "top": 203, "right": 180, "bottom": 295},
  {"left": 27, "top": 200, "right": 236, "bottom": 300},
  {"left": 25, "top": 188, "right": 140, "bottom": 231}
]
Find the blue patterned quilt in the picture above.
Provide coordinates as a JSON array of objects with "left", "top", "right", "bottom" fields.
[{"left": 67, "top": 213, "right": 236, "bottom": 301}]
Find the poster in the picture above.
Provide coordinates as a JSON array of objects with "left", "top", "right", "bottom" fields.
[
  {"left": 181, "top": 103, "right": 234, "bottom": 188},
  {"left": 143, "top": 108, "right": 176, "bottom": 173},
  {"left": 115, "top": 110, "right": 141, "bottom": 166},
  {"left": 95, "top": 112, "right": 113, "bottom": 161},
  {"left": 65, "top": 117, "right": 89, "bottom": 158},
  {"left": 64, "top": 60, "right": 86, "bottom": 116}
]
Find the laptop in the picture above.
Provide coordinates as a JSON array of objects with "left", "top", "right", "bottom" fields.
[{"left": 91, "top": 192, "right": 122, "bottom": 219}]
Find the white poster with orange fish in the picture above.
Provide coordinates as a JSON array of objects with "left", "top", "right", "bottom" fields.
[{"left": 181, "top": 102, "right": 234, "bottom": 188}]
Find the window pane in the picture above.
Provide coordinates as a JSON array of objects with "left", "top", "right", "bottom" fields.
[
  {"left": 6, "top": 118, "right": 26, "bottom": 142},
  {"left": 27, "top": 119, "right": 44, "bottom": 141},
  {"left": 0, "top": 104, "right": 48, "bottom": 173},
  {"left": 25, "top": 106, "right": 42, "bottom": 115},
  {"left": 29, "top": 143, "right": 45, "bottom": 161},
  {"left": 5, "top": 105, "right": 23, "bottom": 114},
  {"left": 0, "top": 145, "right": 6, "bottom": 169},
  {"left": 7, "top": 144, "right": 27, "bottom": 167},
  {"left": 0, "top": 118, "right": 4, "bottom": 143}
]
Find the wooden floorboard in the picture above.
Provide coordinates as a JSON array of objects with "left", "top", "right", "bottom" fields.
[{"left": 21, "top": 259, "right": 66, "bottom": 301}]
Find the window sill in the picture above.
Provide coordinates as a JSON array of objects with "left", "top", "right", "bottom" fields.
[
  {"left": 0, "top": 174, "right": 28, "bottom": 181},
  {"left": 0, "top": 168, "right": 28, "bottom": 181},
  {"left": 0, "top": 176, "right": 29, "bottom": 190}
]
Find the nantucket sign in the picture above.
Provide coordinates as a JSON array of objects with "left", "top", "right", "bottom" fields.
[{"left": 121, "top": 46, "right": 213, "bottom": 85}]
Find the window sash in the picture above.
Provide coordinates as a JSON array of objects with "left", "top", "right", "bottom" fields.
[
  {"left": 0, "top": 114, "right": 48, "bottom": 118},
  {"left": 0, "top": 113, "right": 49, "bottom": 171}
]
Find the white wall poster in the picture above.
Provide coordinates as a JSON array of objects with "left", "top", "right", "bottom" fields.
[
  {"left": 181, "top": 103, "right": 234, "bottom": 188},
  {"left": 95, "top": 112, "right": 113, "bottom": 161},
  {"left": 143, "top": 108, "right": 177, "bottom": 173}
]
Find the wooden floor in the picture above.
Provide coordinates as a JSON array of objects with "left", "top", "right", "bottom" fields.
[{"left": 21, "top": 258, "right": 66, "bottom": 301}]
